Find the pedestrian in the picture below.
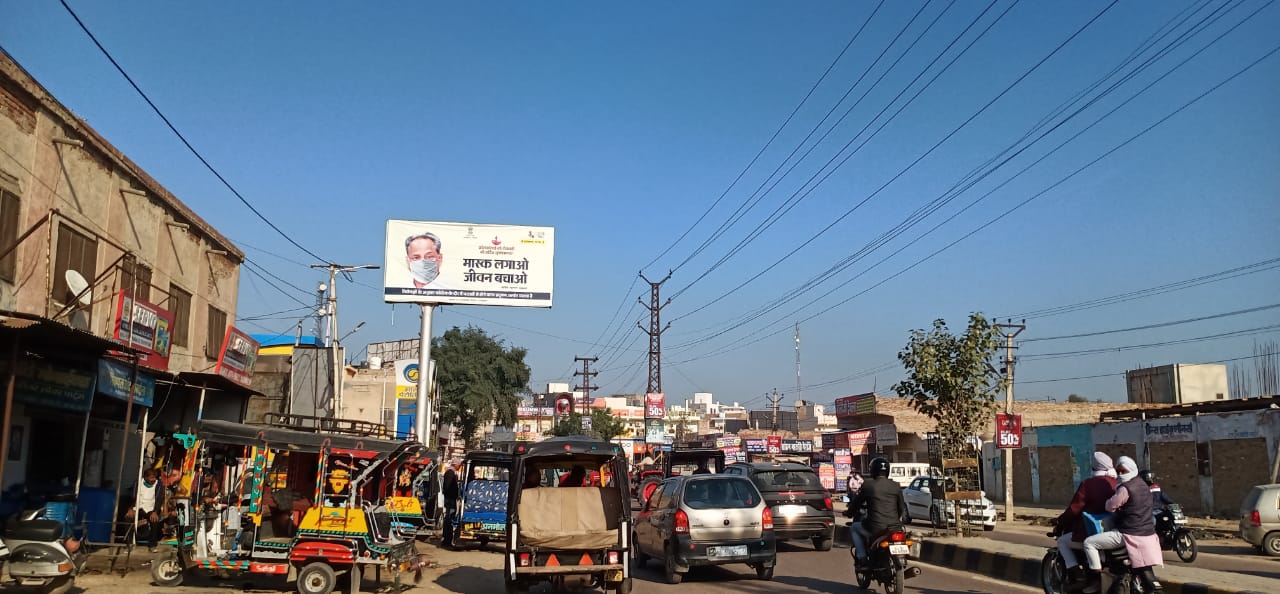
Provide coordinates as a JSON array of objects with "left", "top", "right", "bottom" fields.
[
  {"left": 441, "top": 464, "right": 460, "bottom": 548},
  {"left": 136, "top": 468, "right": 165, "bottom": 552}
]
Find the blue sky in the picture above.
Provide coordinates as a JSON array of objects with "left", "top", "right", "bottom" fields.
[{"left": 3, "top": 1, "right": 1277, "bottom": 411}]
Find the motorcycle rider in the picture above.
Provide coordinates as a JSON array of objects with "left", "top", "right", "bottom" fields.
[
  {"left": 1139, "top": 470, "right": 1175, "bottom": 511},
  {"left": 849, "top": 457, "right": 908, "bottom": 574},
  {"left": 1083, "top": 456, "right": 1164, "bottom": 593},
  {"left": 1053, "top": 452, "right": 1116, "bottom": 588}
]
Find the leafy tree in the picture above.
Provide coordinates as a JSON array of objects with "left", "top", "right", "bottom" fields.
[
  {"left": 433, "top": 326, "right": 530, "bottom": 448},
  {"left": 892, "top": 314, "right": 1006, "bottom": 454},
  {"left": 1066, "top": 394, "right": 1089, "bottom": 403},
  {"left": 546, "top": 408, "right": 628, "bottom": 442}
]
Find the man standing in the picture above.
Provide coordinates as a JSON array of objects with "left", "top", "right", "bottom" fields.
[
  {"left": 1054, "top": 452, "right": 1117, "bottom": 587},
  {"left": 441, "top": 464, "right": 460, "bottom": 548},
  {"left": 850, "top": 458, "right": 908, "bottom": 573}
]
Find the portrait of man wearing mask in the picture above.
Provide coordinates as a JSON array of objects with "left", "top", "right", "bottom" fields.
[{"left": 405, "top": 232, "right": 454, "bottom": 290}]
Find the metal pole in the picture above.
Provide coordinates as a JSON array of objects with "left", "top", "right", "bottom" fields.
[
  {"left": 111, "top": 356, "right": 138, "bottom": 539},
  {"left": 197, "top": 386, "right": 208, "bottom": 422},
  {"left": 0, "top": 337, "right": 19, "bottom": 486},
  {"left": 415, "top": 304, "right": 435, "bottom": 446},
  {"left": 72, "top": 406, "right": 91, "bottom": 497},
  {"left": 997, "top": 320, "right": 1025, "bottom": 523},
  {"left": 329, "top": 266, "right": 341, "bottom": 417}
]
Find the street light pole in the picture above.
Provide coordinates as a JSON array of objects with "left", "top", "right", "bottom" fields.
[{"left": 311, "top": 263, "right": 379, "bottom": 418}]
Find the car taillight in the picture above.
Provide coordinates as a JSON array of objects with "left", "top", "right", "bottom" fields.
[
  {"left": 518, "top": 553, "right": 532, "bottom": 566},
  {"left": 674, "top": 510, "right": 690, "bottom": 534},
  {"left": 889, "top": 531, "right": 906, "bottom": 543},
  {"left": 823, "top": 496, "right": 832, "bottom": 510},
  {"left": 608, "top": 551, "right": 619, "bottom": 564},
  {"left": 762, "top": 507, "right": 774, "bottom": 531},
  {"left": 1251, "top": 510, "right": 1262, "bottom": 527}
]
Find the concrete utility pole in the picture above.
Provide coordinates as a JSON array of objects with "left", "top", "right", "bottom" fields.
[
  {"left": 574, "top": 356, "right": 599, "bottom": 407},
  {"left": 311, "top": 263, "right": 379, "bottom": 418},
  {"left": 996, "top": 319, "right": 1026, "bottom": 522},
  {"left": 638, "top": 272, "right": 672, "bottom": 395},
  {"left": 794, "top": 322, "right": 802, "bottom": 403},
  {"left": 767, "top": 388, "right": 784, "bottom": 431}
]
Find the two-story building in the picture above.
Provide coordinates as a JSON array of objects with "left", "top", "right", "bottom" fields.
[{"left": 0, "top": 50, "right": 255, "bottom": 497}]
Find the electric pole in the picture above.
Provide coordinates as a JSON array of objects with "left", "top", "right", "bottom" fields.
[
  {"left": 574, "top": 356, "right": 599, "bottom": 408},
  {"left": 996, "top": 319, "right": 1026, "bottom": 523},
  {"left": 767, "top": 388, "right": 783, "bottom": 431},
  {"left": 794, "top": 322, "right": 802, "bottom": 403},
  {"left": 311, "top": 263, "right": 379, "bottom": 419},
  {"left": 638, "top": 272, "right": 672, "bottom": 395}
]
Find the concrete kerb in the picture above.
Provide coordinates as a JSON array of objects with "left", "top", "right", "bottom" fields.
[{"left": 916, "top": 539, "right": 1272, "bottom": 594}]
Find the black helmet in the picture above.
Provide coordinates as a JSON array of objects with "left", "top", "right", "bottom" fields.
[
  {"left": 1138, "top": 470, "right": 1155, "bottom": 485},
  {"left": 869, "top": 457, "right": 891, "bottom": 478}
]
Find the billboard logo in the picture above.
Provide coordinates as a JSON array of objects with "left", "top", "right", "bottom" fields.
[{"left": 401, "top": 363, "right": 420, "bottom": 384}]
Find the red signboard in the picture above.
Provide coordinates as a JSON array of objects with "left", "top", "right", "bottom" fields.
[
  {"left": 833, "top": 392, "right": 877, "bottom": 418},
  {"left": 645, "top": 393, "right": 665, "bottom": 419},
  {"left": 554, "top": 393, "right": 574, "bottom": 415},
  {"left": 113, "top": 291, "right": 174, "bottom": 371},
  {"left": 820, "top": 431, "right": 849, "bottom": 450},
  {"left": 214, "top": 327, "right": 260, "bottom": 388},
  {"left": 996, "top": 413, "right": 1023, "bottom": 449},
  {"left": 766, "top": 435, "right": 782, "bottom": 455}
]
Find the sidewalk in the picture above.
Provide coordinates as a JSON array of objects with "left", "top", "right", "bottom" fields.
[{"left": 1004, "top": 503, "right": 1240, "bottom": 539}]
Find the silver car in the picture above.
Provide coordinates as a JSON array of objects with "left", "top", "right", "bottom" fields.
[
  {"left": 1240, "top": 483, "right": 1280, "bottom": 556},
  {"left": 902, "top": 476, "right": 996, "bottom": 531},
  {"left": 632, "top": 475, "right": 776, "bottom": 584}
]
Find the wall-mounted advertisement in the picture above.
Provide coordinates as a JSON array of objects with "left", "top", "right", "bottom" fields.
[
  {"left": 383, "top": 220, "right": 554, "bottom": 307},
  {"left": 645, "top": 419, "right": 665, "bottom": 444},
  {"left": 215, "top": 327, "right": 260, "bottom": 388},
  {"left": 113, "top": 291, "right": 173, "bottom": 371},
  {"left": 394, "top": 359, "right": 435, "bottom": 400}
]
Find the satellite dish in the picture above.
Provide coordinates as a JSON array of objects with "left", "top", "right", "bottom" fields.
[
  {"left": 65, "top": 270, "right": 91, "bottom": 306},
  {"left": 69, "top": 310, "right": 90, "bottom": 331}
]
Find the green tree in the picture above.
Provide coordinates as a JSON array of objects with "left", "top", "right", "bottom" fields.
[
  {"left": 892, "top": 314, "right": 1006, "bottom": 454},
  {"left": 433, "top": 326, "right": 530, "bottom": 448},
  {"left": 546, "top": 408, "right": 627, "bottom": 442},
  {"left": 1066, "top": 394, "right": 1089, "bottom": 403}
]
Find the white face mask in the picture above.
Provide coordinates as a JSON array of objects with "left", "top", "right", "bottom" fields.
[{"left": 410, "top": 259, "right": 439, "bottom": 284}]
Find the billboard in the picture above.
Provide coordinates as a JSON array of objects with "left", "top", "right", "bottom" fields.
[
  {"left": 996, "top": 413, "right": 1024, "bottom": 449},
  {"left": 645, "top": 419, "right": 665, "bottom": 444},
  {"left": 834, "top": 392, "right": 877, "bottom": 418},
  {"left": 645, "top": 393, "right": 665, "bottom": 419},
  {"left": 113, "top": 291, "right": 173, "bottom": 371},
  {"left": 394, "top": 359, "right": 435, "bottom": 400},
  {"left": 215, "top": 327, "right": 259, "bottom": 388},
  {"left": 383, "top": 220, "right": 554, "bottom": 307},
  {"left": 767, "top": 435, "right": 782, "bottom": 454}
]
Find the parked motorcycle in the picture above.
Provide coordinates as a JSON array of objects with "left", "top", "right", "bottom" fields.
[
  {"left": 3, "top": 509, "right": 87, "bottom": 594},
  {"left": 1154, "top": 504, "right": 1196, "bottom": 563},
  {"left": 1041, "top": 532, "right": 1162, "bottom": 594},
  {"left": 849, "top": 522, "right": 921, "bottom": 594}
]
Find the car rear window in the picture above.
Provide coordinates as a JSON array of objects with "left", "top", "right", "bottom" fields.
[
  {"left": 753, "top": 469, "right": 823, "bottom": 491},
  {"left": 1241, "top": 486, "right": 1264, "bottom": 512},
  {"left": 683, "top": 478, "right": 759, "bottom": 509}
]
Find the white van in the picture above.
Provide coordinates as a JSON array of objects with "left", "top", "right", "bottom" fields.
[{"left": 887, "top": 463, "right": 938, "bottom": 488}]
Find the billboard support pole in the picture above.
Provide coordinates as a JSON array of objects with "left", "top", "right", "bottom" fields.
[{"left": 416, "top": 304, "right": 435, "bottom": 447}]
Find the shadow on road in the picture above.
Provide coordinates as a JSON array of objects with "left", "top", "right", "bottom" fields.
[{"left": 434, "top": 565, "right": 504, "bottom": 594}]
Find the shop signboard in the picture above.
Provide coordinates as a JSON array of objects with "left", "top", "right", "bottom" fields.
[
  {"left": 214, "top": 327, "right": 259, "bottom": 388},
  {"left": 383, "top": 220, "right": 554, "bottom": 307},
  {"left": 876, "top": 424, "right": 898, "bottom": 446},
  {"left": 833, "top": 392, "right": 877, "bottom": 418},
  {"left": 848, "top": 429, "right": 875, "bottom": 456},
  {"left": 834, "top": 448, "right": 853, "bottom": 483},
  {"left": 8, "top": 359, "right": 95, "bottom": 413},
  {"left": 744, "top": 438, "right": 767, "bottom": 454},
  {"left": 96, "top": 359, "right": 155, "bottom": 407},
  {"left": 781, "top": 439, "right": 813, "bottom": 453},
  {"left": 819, "top": 463, "right": 836, "bottom": 491},
  {"left": 645, "top": 419, "right": 665, "bottom": 444},
  {"left": 112, "top": 291, "right": 173, "bottom": 371},
  {"left": 394, "top": 359, "right": 436, "bottom": 400},
  {"left": 820, "top": 431, "right": 849, "bottom": 450}
]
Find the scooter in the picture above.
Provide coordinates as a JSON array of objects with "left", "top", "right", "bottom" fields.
[
  {"left": 3, "top": 509, "right": 87, "bottom": 594},
  {"left": 849, "top": 522, "right": 921, "bottom": 594},
  {"left": 1154, "top": 504, "right": 1196, "bottom": 563},
  {"left": 1041, "top": 532, "right": 1162, "bottom": 594}
]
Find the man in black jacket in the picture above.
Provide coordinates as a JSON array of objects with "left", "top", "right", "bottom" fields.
[
  {"left": 441, "top": 465, "right": 459, "bottom": 548},
  {"left": 850, "top": 457, "right": 908, "bottom": 570}
]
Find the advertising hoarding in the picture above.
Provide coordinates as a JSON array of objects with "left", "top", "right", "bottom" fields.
[
  {"left": 781, "top": 439, "right": 813, "bottom": 454},
  {"left": 645, "top": 393, "right": 665, "bottom": 419},
  {"left": 645, "top": 419, "right": 665, "bottom": 444},
  {"left": 383, "top": 220, "right": 554, "bottom": 307},
  {"left": 833, "top": 392, "right": 877, "bottom": 418},
  {"left": 996, "top": 413, "right": 1024, "bottom": 449},
  {"left": 766, "top": 435, "right": 782, "bottom": 454},
  {"left": 394, "top": 359, "right": 435, "bottom": 400},
  {"left": 215, "top": 327, "right": 259, "bottom": 388},
  {"left": 113, "top": 291, "right": 173, "bottom": 371}
]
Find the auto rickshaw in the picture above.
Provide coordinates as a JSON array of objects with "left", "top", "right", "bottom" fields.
[
  {"left": 505, "top": 437, "right": 632, "bottom": 594},
  {"left": 377, "top": 443, "right": 439, "bottom": 538},
  {"left": 149, "top": 420, "right": 425, "bottom": 594},
  {"left": 452, "top": 451, "right": 511, "bottom": 548}
]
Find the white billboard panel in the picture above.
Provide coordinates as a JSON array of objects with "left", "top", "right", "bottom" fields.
[{"left": 383, "top": 220, "right": 554, "bottom": 307}]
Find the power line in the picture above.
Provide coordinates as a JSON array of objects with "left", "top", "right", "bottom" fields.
[
  {"left": 1022, "top": 324, "right": 1280, "bottom": 361},
  {"left": 642, "top": 0, "right": 886, "bottom": 273},
  {"left": 1021, "top": 303, "right": 1280, "bottom": 343},
  {"left": 58, "top": 0, "right": 329, "bottom": 264},
  {"left": 241, "top": 264, "right": 311, "bottom": 308},
  {"left": 1019, "top": 352, "right": 1272, "bottom": 385}
]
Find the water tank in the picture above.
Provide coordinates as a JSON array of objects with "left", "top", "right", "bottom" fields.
[{"left": 368, "top": 356, "right": 383, "bottom": 369}]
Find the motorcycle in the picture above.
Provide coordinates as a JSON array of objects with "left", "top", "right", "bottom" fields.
[
  {"left": 849, "top": 522, "right": 921, "bottom": 594},
  {"left": 1154, "top": 504, "right": 1196, "bottom": 563},
  {"left": 1041, "top": 532, "right": 1162, "bottom": 594},
  {"left": 3, "top": 508, "right": 87, "bottom": 594}
]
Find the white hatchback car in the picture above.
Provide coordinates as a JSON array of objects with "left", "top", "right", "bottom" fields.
[{"left": 902, "top": 476, "right": 996, "bottom": 531}]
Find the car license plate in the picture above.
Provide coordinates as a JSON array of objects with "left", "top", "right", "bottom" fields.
[
  {"left": 779, "top": 504, "right": 806, "bottom": 517},
  {"left": 889, "top": 544, "right": 910, "bottom": 555},
  {"left": 708, "top": 545, "right": 748, "bottom": 557}
]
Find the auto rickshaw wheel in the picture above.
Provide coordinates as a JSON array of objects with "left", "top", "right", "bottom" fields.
[
  {"left": 297, "top": 562, "right": 337, "bottom": 594},
  {"left": 150, "top": 555, "right": 184, "bottom": 587}
]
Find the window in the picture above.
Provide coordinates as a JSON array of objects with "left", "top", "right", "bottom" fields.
[
  {"left": 169, "top": 284, "right": 191, "bottom": 347},
  {"left": 119, "top": 255, "right": 152, "bottom": 302},
  {"left": 0, "top": 188, "right": 19, "bottom": 282},
  {"left": 206, "top": 305, "right": 227, "bottom": 358},
  {"left": 52, "top": 223, "right": 98, "bottom": 306}
]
